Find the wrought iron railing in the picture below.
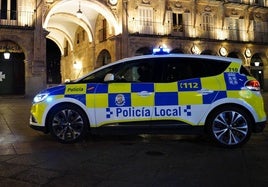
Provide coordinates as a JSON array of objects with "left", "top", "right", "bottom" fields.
[
  {"left": 128, "top": 20, "right": 268, "bottom": 43},
  {"left": 0, "top": 10, "right": 34, "bottom": 28}
]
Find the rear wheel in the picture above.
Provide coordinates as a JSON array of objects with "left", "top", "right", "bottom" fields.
[
  {"left": 47, "top": 104, "right": 89, "bottom": 143},
  {"left": 207, "top": 106, "right": 252, "bottom": 148}
]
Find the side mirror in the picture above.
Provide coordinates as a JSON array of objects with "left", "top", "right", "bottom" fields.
[
  {"left": 64, "top": 79, "right": 71, "bottom": 83},
  {"left": 104, "top": 73, "right": 114, "bottom": 82}
]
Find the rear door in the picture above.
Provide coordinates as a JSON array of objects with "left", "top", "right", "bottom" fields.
[{"left": 152, "top": 57, "right": 227, "bottom": 126}]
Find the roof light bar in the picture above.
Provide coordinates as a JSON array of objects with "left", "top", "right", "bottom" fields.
[{"left": 153, "top": 46, "right": 170, "bottom": 55}]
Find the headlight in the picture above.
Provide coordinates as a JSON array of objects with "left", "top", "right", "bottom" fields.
[{"left": 33, "top": 93, "right": 49, "bottom": 103}]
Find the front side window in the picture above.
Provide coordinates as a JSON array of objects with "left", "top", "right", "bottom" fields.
[
  {"left": 76, "top": 63, "right": 122, "bottom": 83},
  {"left": 114, "top": 59, "right": 158, "bottom": 82}
]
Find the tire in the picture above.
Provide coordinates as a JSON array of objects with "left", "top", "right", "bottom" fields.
[
  {"left": 47, "top": 104, "right": 89, "bottom": 143},
  {"left": 207, "top": 106, "right": 252, "bottom": 148}
]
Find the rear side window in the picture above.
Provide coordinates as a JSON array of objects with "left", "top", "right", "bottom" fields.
[
  {"left": 191, "top": 59, "right": 230, "bottom": 77},
  {"left": 161, "top": 57, "right": 230, "bottom": 82}
]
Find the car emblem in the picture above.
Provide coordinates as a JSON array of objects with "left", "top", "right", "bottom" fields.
[{"left": 115, "top": 94, "right": 125, "bottom": 107}]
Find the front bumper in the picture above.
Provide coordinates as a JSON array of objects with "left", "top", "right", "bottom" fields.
[
  {"left": 29, "top": 124, "right": 48, "bottom": 133},
  {"left": 30, "top": 114, "right": 49, "bottom": 133}
]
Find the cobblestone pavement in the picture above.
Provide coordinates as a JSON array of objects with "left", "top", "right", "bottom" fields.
[{"left": 0, "top": 94, "right": 268, "bottom": 187}]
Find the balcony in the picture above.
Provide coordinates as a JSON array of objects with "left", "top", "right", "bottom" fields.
[
  {"left": 0, "top": 10, "right": 34, "bottom": 29},
  {"left": 128, "top": 20, "right": 268, "bottom": 43}
]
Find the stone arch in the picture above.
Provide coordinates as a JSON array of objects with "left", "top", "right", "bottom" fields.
[
  {"left": 228, "top": 51, "right": 246, "bottom": 65},
  {"left": 43, "top": 0, "right": 121, "bottom": 48},
  {"left": 0, "top": 40, "right": 26, "bottom": 94},
  {"left": 135, "top": 47, "right": 152, "bottom": 56},
  {"left": 228, "top": 52, "right": 239, "bottom": 58},
  {"left": 250, "top": 53, "right": 264, "bottom": 89},
  {"left": 0, "top": 32, "right": 37, "bottom": 95},
  {"left": 96, "top": 49, "right": 111, "bottom": 68},
  {"left": 201, "top": 49, "right": 213, "bottom": 55},
  {"left": 171, "top": 48, "right": 184, "bottom": 54}
]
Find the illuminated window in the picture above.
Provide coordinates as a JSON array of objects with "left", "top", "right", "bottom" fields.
[
  {"left": 227, "top": 18, "right": 240, "bottom": 40},
  {"left": 138, "top": 6, "right": 153, "bottom": 34},
  {"left": 202, "top": 14, "right": 213, "bottom": 31}
]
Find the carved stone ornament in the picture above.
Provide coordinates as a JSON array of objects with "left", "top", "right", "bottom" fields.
[
  {"left": 255, "top": 13, "right": 261, "bottom": 18},
  {"left": 204, "top": 6, "right": 211, "bottom": 12},
  {"left": 231, "top": 9, "right": 238, "bottom": 15},
  {"left": 245, "top": 48, "right": 252, "bottom": 58},
  {"left": 142, "top": 0, "right": 150, "bottom": 4},
  {"left": 171, "top": 2, "right": 185, "bottom": 13},
  {"left": 175, "top": 2, "right": 182, "bottom": 8}
]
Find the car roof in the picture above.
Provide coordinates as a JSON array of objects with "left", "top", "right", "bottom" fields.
[
  {"left": 125, "top": 54, "right": 241, "bottom": 62},
  {"left": 76, "top": 54, "right": 242, "bottom": 81}
]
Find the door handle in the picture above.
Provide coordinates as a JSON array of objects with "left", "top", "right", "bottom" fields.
[
  {"left": 197, "top": 89, "right": 214, "bottom": 95},
  {"left": 138, "top": 91, "right": 152, "bottom": 97}
]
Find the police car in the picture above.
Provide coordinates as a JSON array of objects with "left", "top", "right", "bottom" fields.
[{"left": 30, "top": 54, "right": 266, "bottom": 147}]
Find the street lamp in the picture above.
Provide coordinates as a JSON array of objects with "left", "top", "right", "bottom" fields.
[
  {"left": 76, "top": 2, "right": 83, "bottom": 18},
  {"left": 3, "top": 49, "right": 10, "bottom": 60}
]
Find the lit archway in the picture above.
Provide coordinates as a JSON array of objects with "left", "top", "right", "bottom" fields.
[
  {"left": 250, "top": 53, "right": 264, "bottom": 89},
  {"left": 43, "top": 0, "right": 121, "bottom": 50}
]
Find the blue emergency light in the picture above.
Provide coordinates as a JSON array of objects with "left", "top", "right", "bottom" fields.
[{"left": 153, "top": 46, "right": 170, "bottom": 55}]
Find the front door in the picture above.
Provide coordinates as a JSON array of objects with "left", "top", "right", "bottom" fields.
[{"left": 93, "top": 59, "right": 159, "bottom": 127}]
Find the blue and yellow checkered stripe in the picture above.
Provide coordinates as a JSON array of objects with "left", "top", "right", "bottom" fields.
[{"left": 56, "top": 73, "right": 247, "bottom": 107}]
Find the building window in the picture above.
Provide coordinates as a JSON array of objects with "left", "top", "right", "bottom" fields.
[
  {"left": 172, "top": 13, "right": 183, "bottom": 32},
  {"left": 0, "top": 0, "right": 17, "bottom": 20},
  {"left": 202, "top": 14, "right": 213, "bottom": 31},
  {"left": 10, "top": 0, "right": 16, "bottom": 20},
  {"left": 1, "top": 0, "right": 7, "bottom": 19},
  {"left": 64, "top": 41, "right": 68, "bottom": 57},
  {"left": 82, "top": 30, "right": 85, "bottom": 41},
  {"left": 138, "top": 6, "right": 153, "bottom": 34},
  {"left": 227, "top": 18, "right": 239, "bottom": 40},
  {"left": 99, "top": 19, "right": 107, "bottom": 42},
  {"left": 76, "top": 33, "right": 80, "bottom": 44}
]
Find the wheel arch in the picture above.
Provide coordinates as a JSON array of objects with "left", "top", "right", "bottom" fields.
[
  {"left": 45, "top": 102, "right": 91, "bottom": 133},
  {"left": 204, "top": 103, "right": 255, "bottom": 132}
]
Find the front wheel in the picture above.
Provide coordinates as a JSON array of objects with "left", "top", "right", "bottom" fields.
[
  {"left": 47, "top": 104, "right": 89, "bottom": 143},
  {"left": 207, "top": 106, "right": 252, "bottom": 148}
]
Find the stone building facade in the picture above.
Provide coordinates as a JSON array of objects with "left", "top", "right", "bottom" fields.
[{"left": 0, "top": 0, "right": 267, "bottom": 96}]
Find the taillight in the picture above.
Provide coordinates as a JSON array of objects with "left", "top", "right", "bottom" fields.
[{"left": 245, "top": 80, "right": 260, "bottom": 91}]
